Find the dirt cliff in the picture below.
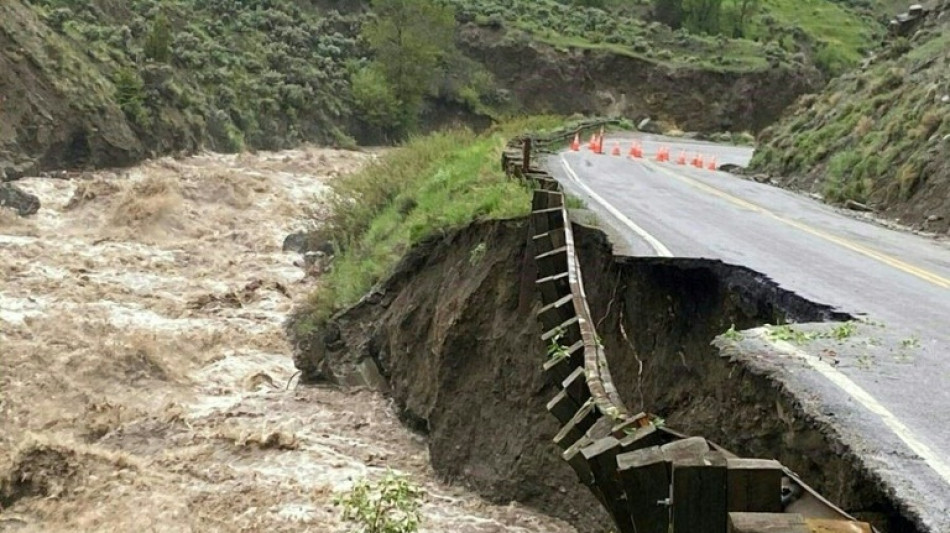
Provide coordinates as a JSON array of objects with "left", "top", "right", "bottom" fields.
[
  {"left": 459, "top": 25, "right": 823, "bottom": 134},
  {"left": 294, "top": 215, "right": 918, "bottom": 532}
]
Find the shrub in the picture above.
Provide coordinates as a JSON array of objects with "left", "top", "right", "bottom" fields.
[
  {"left": 143, "top": 13, "right": 173, "bottom": 63},
  {"left": 334, "top": 471, "right": 423, "bottom": 533},
  {"left": 351, "top": 65, "right": 405, "bottom": 135},
  {"left": 113, "top": 68, "right": 150, "bottom": 127}
]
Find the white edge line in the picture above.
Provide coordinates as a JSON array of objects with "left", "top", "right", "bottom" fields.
[
  {"left": 559, "top": 155, "right": 673, "bottom": 258},
  {"left": 749, "top": 327, "right": 950, "bottom": 487}
]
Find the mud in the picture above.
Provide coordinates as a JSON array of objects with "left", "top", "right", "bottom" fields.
[
  {"left": 0, "top": 148, "right": 572, "bottom": 532},
  {"left": 300, "top": 216, "right": 920, "bottom": 533}
]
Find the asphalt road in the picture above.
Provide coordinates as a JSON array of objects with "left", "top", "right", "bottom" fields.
[{"left": 547, "top": 133, "right": 950, "bottom": 531}]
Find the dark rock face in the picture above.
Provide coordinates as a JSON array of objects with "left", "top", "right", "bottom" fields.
[
  {"left": 457, "top": 25, "right": 823, "bottom": 134},
  {"left": 0, "top": 183, "right": 40, "bottom": 216}
]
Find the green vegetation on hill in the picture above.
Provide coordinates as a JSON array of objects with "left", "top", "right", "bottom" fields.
[
  {"left": 294, "top": 116, "right": 564, "bottom": 332},
  {"left": 27, "top": 0, "right": 362, "bottom": 150},
  {"left": 750, "top": 5, "right": 950, "bottom": 231},
  {"left": 1, "top": 0, "right": 909, "bottom": 175},
  {"left": 450, "top": 0, "right": 888, "bottom": 74}
]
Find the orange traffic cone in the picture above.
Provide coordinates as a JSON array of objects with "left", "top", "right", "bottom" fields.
[
  {"left": 588, "top": 134, "right": 596, "bottom": 151},
  {"left": 676, "top": 151, "right": 687, "bottom": 165},
  {"left": 571, "top": 133, "right": 580, "bottom": 152},
  {"left": 707, "top": 157, "right": 717, "bottom": 170},
  {"left": 628, "top": 142, "right": 641, "bottom": 158},
  {"left": 594, "top": 136, "right": 604, "bottom": 155},
  {"left": 611, "top": 142, "right": 621, "bottom": 156}
]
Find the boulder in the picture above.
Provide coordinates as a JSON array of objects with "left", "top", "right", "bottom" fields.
[{"left": 0, "top": 183, "right": 40, "bottom": 216}]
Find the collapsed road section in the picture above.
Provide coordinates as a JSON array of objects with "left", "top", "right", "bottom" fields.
[
  {"left": 295, "top": 124, "right": 928, "bottom": 533},
  {"left": 502, "top": 131, "right": 889, "bottom": 533}
]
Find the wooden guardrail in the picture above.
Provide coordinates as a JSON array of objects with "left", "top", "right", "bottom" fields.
[{"left": 501, "top": 126, "right": 877, "bottom": 533}]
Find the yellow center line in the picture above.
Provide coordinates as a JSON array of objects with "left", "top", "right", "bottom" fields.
[{"left": 641, "top": 159, "right": 950, "bottom": 289}]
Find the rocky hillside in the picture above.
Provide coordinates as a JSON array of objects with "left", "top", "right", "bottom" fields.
[
  {"left": 0, "top": 0, "right": 900, "bottom": 177},
  {"left": 0, "top": 0, "right": 362, "bottom": 178},
  {"left": 750, "top": 1, "right": 950, "bottom": 233}
]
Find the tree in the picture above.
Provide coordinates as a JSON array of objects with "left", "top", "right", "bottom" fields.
[
  {"left": 727, "top": 0, "right": 761, "bottom": 38},
  {"left": 683, "top": 0, "right": 723, "bottom": 35},
  {"left": 653, "top": 0, "right": 685, "bottom": 29},
  {"left": 351, "top": 64, "right": 405, "bottom": 134},
  {"left": 144, "top": 13, "right": 173, "bottom": 63},
  {"left": 361, "top": 0, "right": 456, "bottom": 132}
]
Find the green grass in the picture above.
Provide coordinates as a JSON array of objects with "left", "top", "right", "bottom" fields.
[
  {"left": 452, "top": 0, "right": 888, "bottom": 75},
  {"left": 754, "top": 0, "right": 878, "bottom": 67},
  {"left": 297, "top": 117, "right": 565, "bottom": 328}
]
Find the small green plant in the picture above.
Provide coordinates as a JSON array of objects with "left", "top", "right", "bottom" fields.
[
  {"left": 335, "top": 470, "right": 423, "bottom": 533},
  {"left": 722, "top": 324, "right": 742, "bottom": 341},
  {"left": 901, "top": 336, "right": 920, "bottom": 349},
  {"left": 856, "top": 353, "right": 874, "bottom": 370},
  {"left": 827, "top": 321, "right": 857, "bottom": 341},
  {"left": 649, "top": 415, "right": 665, "bottom": 428},
  {"left": 468, "top": 242, "right": 487, "bottom": 266},
  {"left": 547, "top": 327, "right": 570, "bottom": 362},
  {"left": 565, "top": 195, "right": 586, "bottom": 209},
  {"left": 766, "top": 324, "right": 816, "bottom": 345}
]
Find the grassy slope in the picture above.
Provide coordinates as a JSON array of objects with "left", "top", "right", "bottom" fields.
[
  {"left": 292, "top": 117, "right": 568, "bottom": 335},
  {"left": 749, "top": 7, "right": 950, "bottom": 230},
  {"left": 19, "top": 0, "right": 360, "bottom": 151},
  {"left": 450, "top": 0, "right": 891, "bottom": 75}
]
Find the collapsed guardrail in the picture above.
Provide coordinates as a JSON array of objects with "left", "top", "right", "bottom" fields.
[{"left": 501, "top": 125, "right": 877, "bottom": 533}]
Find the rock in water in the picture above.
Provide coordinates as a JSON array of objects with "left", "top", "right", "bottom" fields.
[
  {"left": 282, "top": 231, "right": 308, "bottom": 252},
  {"left": 0, "top": 183, "right": 40, "bottom": 216}
]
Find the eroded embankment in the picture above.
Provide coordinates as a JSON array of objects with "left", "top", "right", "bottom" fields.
[{"left": 297, "top": 215, "right": 919, "bottom": 533}]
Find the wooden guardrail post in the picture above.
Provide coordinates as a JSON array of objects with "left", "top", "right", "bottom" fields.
[
  {"left": 727, "top": 458, "right": 784, "bottom": 513},
  {"left": 672, "top": 451, "right": 728, "bottom": 533},
  {"left": 522, "top": 137, "right": 531, "bottom": 173},
  {"left": 618, "top": 446, "right": 671, "bottom": 533}
]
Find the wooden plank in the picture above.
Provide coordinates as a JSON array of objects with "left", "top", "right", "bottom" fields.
[
  {"left": 609, "top": 412, "right": 648, "bottom": 438},
  {"left": 661, "top": 436, "right": 710, "bottom": 462},
  {"left": 538, "top": 294, "right": 575, "bottom": 332},
  {"left": 542, "top": 346, "right": 578, "bottom": 385},
  {"left": 617, "top": 445, "right": 670, "bottom": 533},
  {"left": 618, "top": 423, "right": 666, "bottom": 454},
  {"left": 545, "top": 388, "right": 580, "bottom": 427},
  {"left": 562, "top": 366, "right": 590, "bottom": 407},
  {"left": 532, "top": 229, "right": 567, "bottom": 256},
  {"left": 727, "top": 459, "right": 784, "bottom": 513},
  {"left": 804, "top": 519, "right": 872, "bottom": 533},
  {"left": 672, "top": 451, "right": 728, "bottom": 533},
  {"left": 535, "top": 247, "right": 568, "bottom": 279},
  {"left": 535, "top": 271, "right": 570, "bottom": 305},
  {"left": 531, "top": 208, "right": 565, "bottom": 235},
  {"left": 582, "top": 436, "right": 635, "bottom": 533},
  {"left": 532, "top": 190, "right": 563, "bottom": 211},
  {"left": 552, "top": 401, "right": 597, "bottom": 451},
  {"left": 562, "top": 434, "right": 596, "bottom": 486},
  {"left": 540, "top": 315, "right": 579, "bottom": 342},
  {"left": 728, "top": 513, "right": 808, "bottom": 533}
]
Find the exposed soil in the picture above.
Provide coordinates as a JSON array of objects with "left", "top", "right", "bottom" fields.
[
  {"left": 299, "top": 216, "right": 921, "bottom": 533},
  {"left": 0, "top": 148, "right": 572, "bottom": 532},
  {"left": 458, "top": 25, "right": 823, "bottom": 134}
]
